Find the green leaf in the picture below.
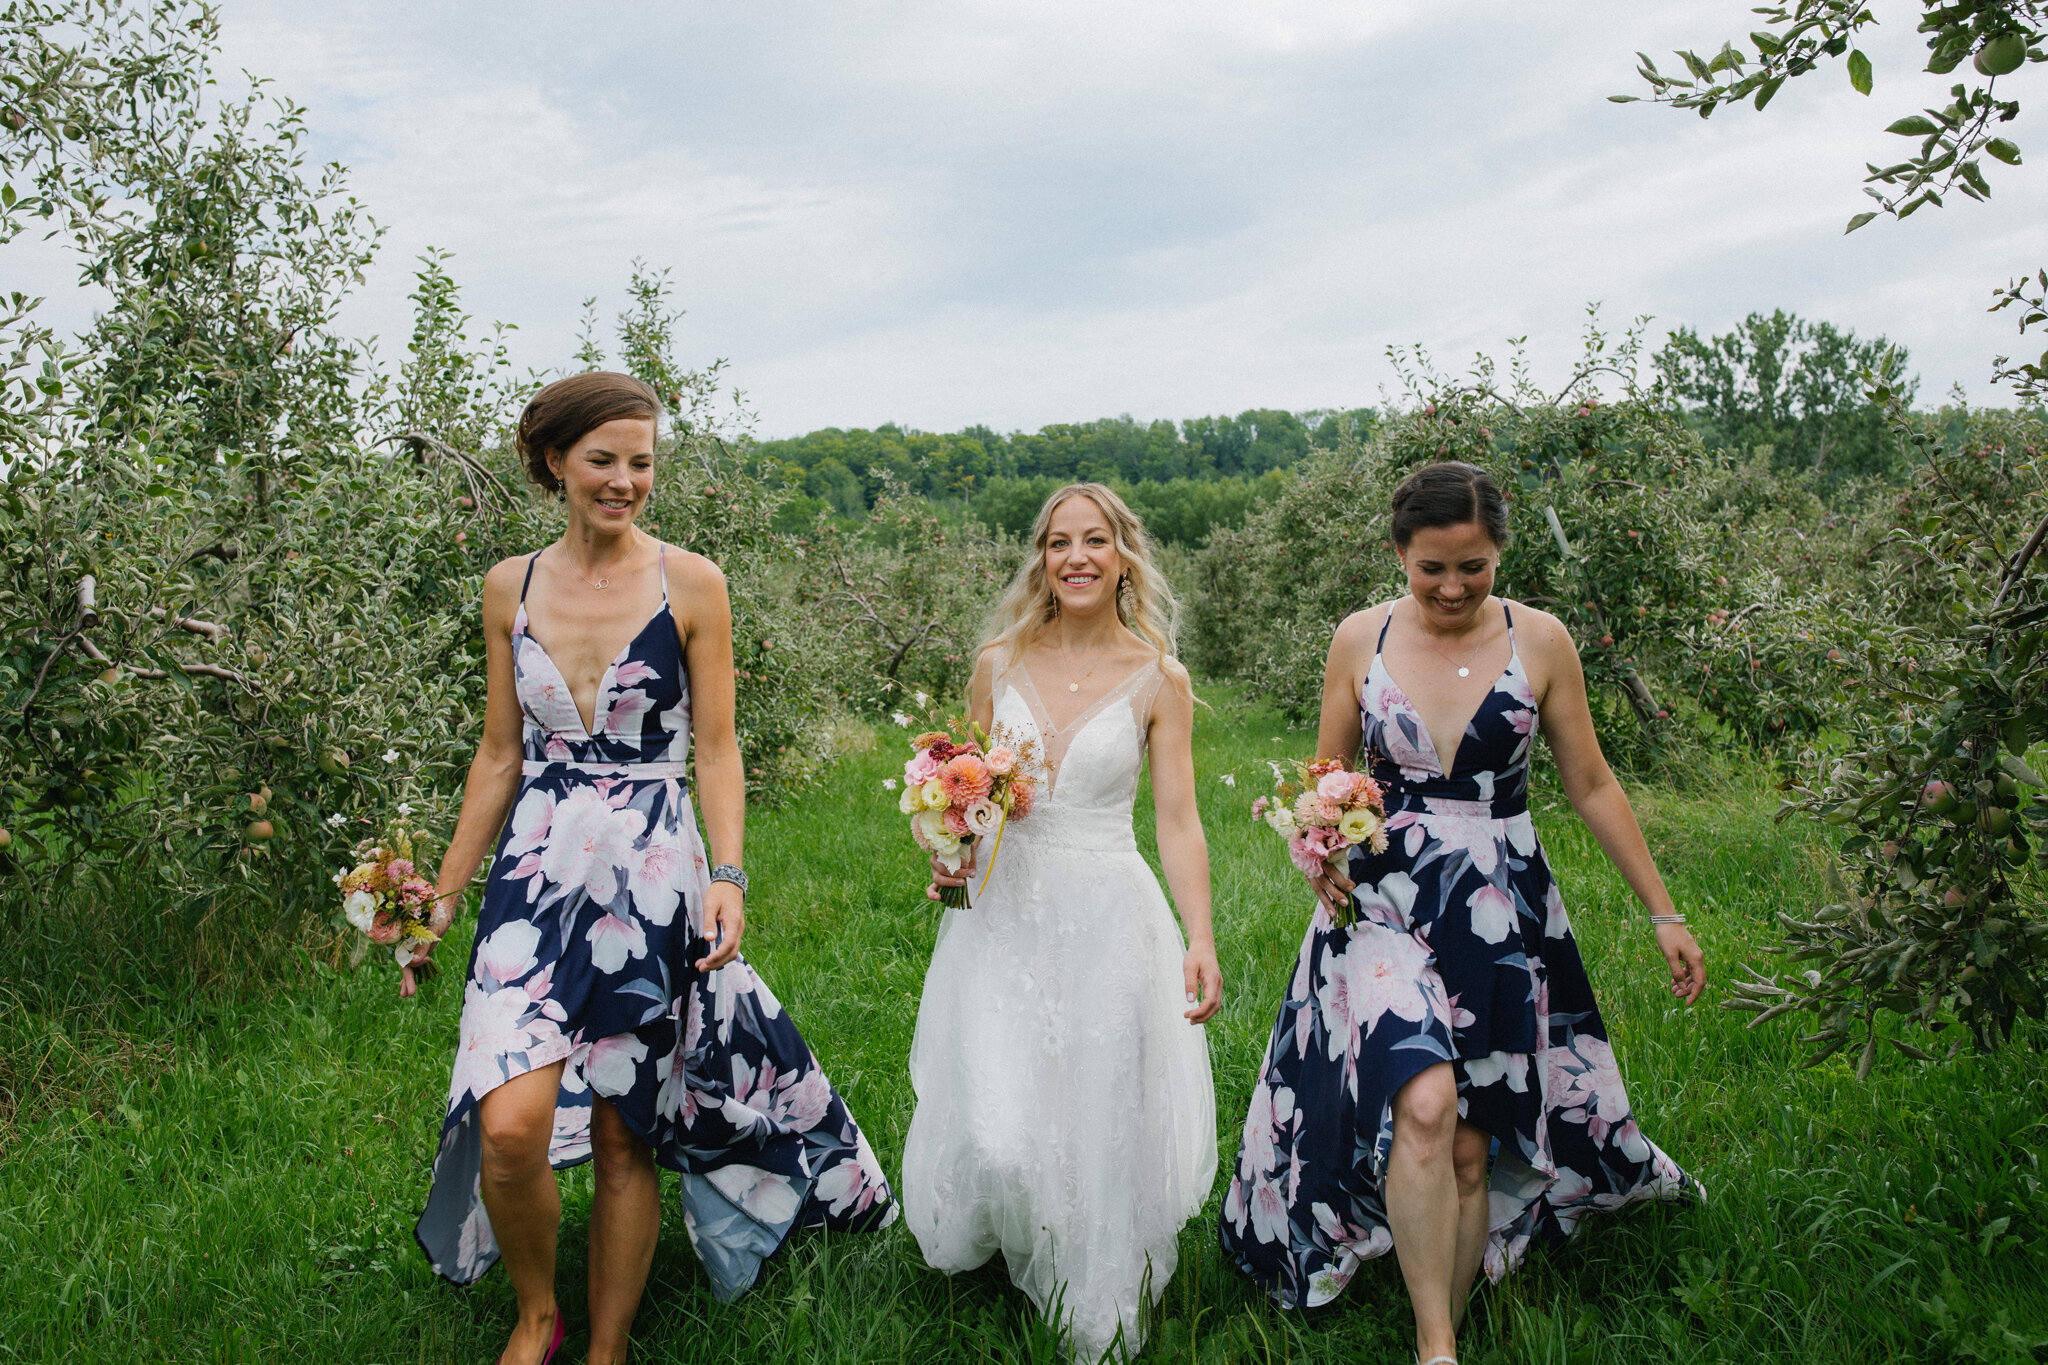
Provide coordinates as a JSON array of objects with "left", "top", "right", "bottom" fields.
[
  {"left": 1608, "top": 95, "right": 1642, "bottom": 103},
  {"left": 1847, "top": 49, "right": 1872, "bottom": 95},
  {"left": 1846, "top": 211, "right": 1878, "bottom": 233},
  {"left": 1986, "top": 138, "right": 2022, "bottom": 165},
  {"left": 1755, "top": 76, "right": 1786, "bottom": 110},
  {"left": 1887, "top": 115, "right": 1940, "bottom": 136}
]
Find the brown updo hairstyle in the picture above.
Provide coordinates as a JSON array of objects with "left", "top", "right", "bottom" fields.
[
  {"left": 515, "top": 371, "right": 663, "bottom": 495},
  {"left": 1389, "top": 461, "right": 1509, "bottom": 548}
]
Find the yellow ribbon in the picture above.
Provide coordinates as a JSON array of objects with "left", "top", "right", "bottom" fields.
[{"left": 974, "top": 809, "right": 1009, "bottom": 900}]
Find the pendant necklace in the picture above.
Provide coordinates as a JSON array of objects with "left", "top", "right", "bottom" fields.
[
  {"left": 1059, "top": 638, "right": 1099, "bottom": 694},
  {"left": 1424, "top": 626, "right": 1486, "bottom": 678}
]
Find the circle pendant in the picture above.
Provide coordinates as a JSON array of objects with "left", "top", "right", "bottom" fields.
[
  {"left": 1457, "top": 667, "right": 1470, "bottom": 677},
  {"left": 593, "top": 576, "right": 610, "bottom": 590},
  {"left": 1068, "top": 682, "right": 1080, "bottom": 692}
]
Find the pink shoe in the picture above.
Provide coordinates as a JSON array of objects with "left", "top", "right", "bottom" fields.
[{"left": 498, "top": 1315, "right": 565, "bottom": 1365}]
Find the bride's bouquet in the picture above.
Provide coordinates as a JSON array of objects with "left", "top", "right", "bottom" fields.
[
  {"left": 336, "top": 819, "right": 443, "bottom": 978},
  {"left": 1252, "top": 759, "right": 1388, "bottom": 928},
  {"left": 895, "top": 722, "right": 1043, "bottom": 907}
]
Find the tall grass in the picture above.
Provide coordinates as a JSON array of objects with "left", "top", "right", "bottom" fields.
[{"left": 2, "top": 691, "right": 2044, "bottom": 1363}]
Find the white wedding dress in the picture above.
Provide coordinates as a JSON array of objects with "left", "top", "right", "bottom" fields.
[{"left": 903, "top": 658, "right": 1217, "bottom": 1362}]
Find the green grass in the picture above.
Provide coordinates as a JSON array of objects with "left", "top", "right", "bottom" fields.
[{"left": 4, "top": 690, "right": 2047, "bottom": 1363}]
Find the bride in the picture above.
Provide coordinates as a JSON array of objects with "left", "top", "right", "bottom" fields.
[{"left": 903, "top": 482, "right": 1221, "bottom": 1362}]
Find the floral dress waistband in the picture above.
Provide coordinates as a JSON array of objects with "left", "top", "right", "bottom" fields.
[{"left": 1370, "top": 762, "right": 1529, "bottom": 821}]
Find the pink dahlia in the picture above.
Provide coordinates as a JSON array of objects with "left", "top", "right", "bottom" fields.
[
  {"left": 1007, "top": 776, "right": 1037, "bottom": 819},
  {"left": 938, "top": 754, "right": 993, "bottom": 807}
]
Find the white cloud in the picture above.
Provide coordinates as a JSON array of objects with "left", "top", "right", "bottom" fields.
[{"left": 18, "top": 0, "right": 2045, "bottom": 435}]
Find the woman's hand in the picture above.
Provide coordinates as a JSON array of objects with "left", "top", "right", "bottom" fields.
[
  {"left": 696, "top": 881, "right": 745, "bottom": 971},
  {"left": 1656, "top": 922, "right": 1706, "bottom": 1005},
  {"left": 1182, "top": 941, "right": 1223, "bottom": 1024},
  {"left": 927, "top": 847, "right": 975, "bottom": 902},
  {"left": 1305, "top": 855, "right": 1355, "bottom": 918},
  {"left": 399, "top": 887, "right": 465, "bottom": 998}
]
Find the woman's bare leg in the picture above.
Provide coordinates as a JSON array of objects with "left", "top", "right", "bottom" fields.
[
  {"left": 1386, "top": 1061, "right": 1460, "bottom": 1362},
  {"left": 1448, "top": 1121, "right": 1492, "bottom": 1328},
  {"left": 586, "top": 1096, "right": 660, "bottom": 1364},
  {"left": 478, "top": 1061, "right": 568, "bottom": 1365}
]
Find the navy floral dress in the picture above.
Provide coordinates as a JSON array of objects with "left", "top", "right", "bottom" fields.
[
  {"left": 415, "top": 548, "right": 894, "bottom": 1301},
  {"left": 1219, "top": 601, "right": 1698, "bottom": 1308}
]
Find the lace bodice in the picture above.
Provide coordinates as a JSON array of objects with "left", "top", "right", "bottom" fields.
[{"left": 991, "top": 660, "right": 1164, "bottom": 853}]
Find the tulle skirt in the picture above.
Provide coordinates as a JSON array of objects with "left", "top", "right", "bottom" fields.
[{"left": 903, "top": 821, "right": 1216, "bottom": 1360}]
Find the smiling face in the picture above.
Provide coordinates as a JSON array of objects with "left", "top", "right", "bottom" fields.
[
  {"left": 547, "top": 417, "right": 657, "bottom": 533},
  {"left": 1043, "top": 493, "right": 1124, "bottom": 618},
  {"left": 1397, "top": 520, "right": 1501, "bottom": 630}
]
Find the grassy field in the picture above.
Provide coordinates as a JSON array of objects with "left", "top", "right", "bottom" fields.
[{"left": 4, "top": 690, "right": 2047, "bottom": 1363}]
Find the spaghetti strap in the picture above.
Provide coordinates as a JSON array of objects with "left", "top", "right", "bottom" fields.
[
  {"left": 519, "top": 550, "right": 541, "bottom": 603},
  {"left": 658, "top": 543, "right": 669, "bottom": 607},
  {"left": 1371, "top": 603, "right": 1395, "bottom": 669},
  {"left": 1501, "top": 601, "right": 1514, "bottom": 640}
]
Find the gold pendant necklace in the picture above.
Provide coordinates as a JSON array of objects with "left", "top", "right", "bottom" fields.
[{"left": 1059, "top": 640, "right": 1098, "bottom": 694}]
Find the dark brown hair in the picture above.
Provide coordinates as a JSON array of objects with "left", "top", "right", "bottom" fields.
[
  {"left": 515, "top": 371, "right": 662, "bottom": 494},
  {"left": 1389, "top": 461, "right": 1509, "bottom": 548}
]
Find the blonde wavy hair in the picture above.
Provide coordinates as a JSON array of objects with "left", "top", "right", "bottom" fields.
[{"left": 983, "top": 483, "right": 1181, "bottom": 668}]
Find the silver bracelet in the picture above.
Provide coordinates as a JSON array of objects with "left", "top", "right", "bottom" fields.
[
  {"left": 1649, "top": 913, "right": 1686, "bottom": 925},
  {"left": 708, "top": 864, "right": 747, "bottom": 896}
]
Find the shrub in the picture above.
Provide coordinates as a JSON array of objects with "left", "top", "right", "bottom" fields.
[
  {"left": 1730, "top": 391, "right": 2048, "bottom": 1064},
  {"left": 795, "top": 478, "right": 1014, "bottom": 715}
]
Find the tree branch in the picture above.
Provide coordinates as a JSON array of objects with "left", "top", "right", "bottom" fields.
[{"left": 148, "top": 605, "right": 229, "bottom": 641}]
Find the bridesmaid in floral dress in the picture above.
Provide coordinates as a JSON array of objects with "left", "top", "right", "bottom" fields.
[
  {"left": 410, "top": 373, "right": 892, "bottom": 1365},
  {"left": 1218, "top": 462, "right": 1705, "bottom": 1365}
]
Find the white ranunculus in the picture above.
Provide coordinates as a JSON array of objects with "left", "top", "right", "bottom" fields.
[
  {"left": 1264, "top": 804, "right": 1299, "bottom": 837},
  {"left": 343, "top": 888, "right": 377, "bottom": 933}
]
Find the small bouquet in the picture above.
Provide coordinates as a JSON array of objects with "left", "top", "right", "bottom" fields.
[
  {"left": 336, "top": 820, "right": 443, "bottom": 979},
  {"left": 1252, "top": 759, "right": 1388, "bottom": 927},
  {"left": 894, "top": 722, "right": 1042, "bottom": 907}
]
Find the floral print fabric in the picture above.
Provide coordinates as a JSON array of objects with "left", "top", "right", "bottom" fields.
[
  {"left": 1219, "top": 602, "right": 1697, "bottom": 1308},
  {"left": 415, "top": 551, "right": 893, "bottom": 1302}
]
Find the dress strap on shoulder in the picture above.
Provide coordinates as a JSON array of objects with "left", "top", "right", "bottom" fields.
[
  {"left": 657, "top": 543, "right": 670, "bottom": 607},
  {"left": 1501, "top": 600, "right": 1515, "bottom": 639},
  {"left": 1372, "top": 602, "right": 1395, "bottom": 666},
  {"left": 519, "top": 550, "right": 541, "bottom": 603}
]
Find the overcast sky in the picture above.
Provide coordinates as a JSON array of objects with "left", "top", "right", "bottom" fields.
[{"left": 20, "top": 1, "right": 2048, "bottom": 436}]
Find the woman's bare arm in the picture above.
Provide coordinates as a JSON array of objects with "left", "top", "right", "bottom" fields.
[
  {"left": 1303, "top": 606, "right": 1382, "bottom": 913},
  {"left": 930, "top": 648, "right": 999, "bottom": 896},
  {"left": 673, "top": 551, "right": 746, "bottom": 971},
  {"left": 419, "top": 558, "right": 530, "bottom": 993},
  {"left": 1524, "top": 608, "right": 1705, "bottom": 1004},
  {"left": 1150, "top": 664, "right": 1223, "bottom": 1022}
]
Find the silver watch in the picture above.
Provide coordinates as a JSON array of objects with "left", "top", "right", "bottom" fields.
[{"left": 708, "top": 863, "right": 748, "bottom": 896}]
